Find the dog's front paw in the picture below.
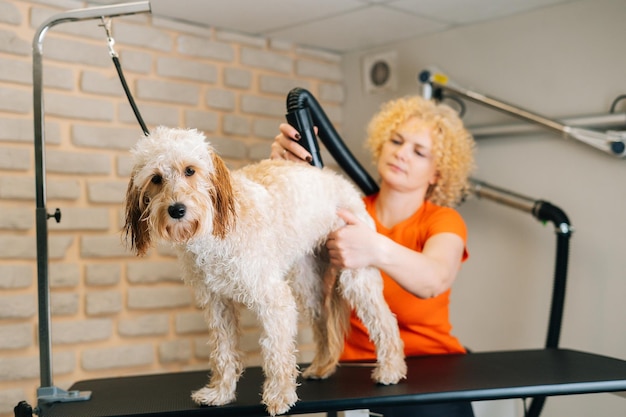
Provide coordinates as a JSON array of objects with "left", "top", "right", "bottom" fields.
[
  {"left": 191, "top": 385, "right": 236, "bottom": 407},
  {"left": 262, "top": 386, "right": 298, "bottom": 416},
  {"left": 371, "top": 358, "right": 407, "bottom": 385}
]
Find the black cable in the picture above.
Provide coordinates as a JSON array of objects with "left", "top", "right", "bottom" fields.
[
  {"left": 526, "top": 201, "right": 572, "bottom": 417},
  {"left": 431, "top": 88, "right": 466, "bottom": 118},
  {"left": 522, "top": 398, "right": 529, "bottom": 417},
  {"left": 609, "top": 94, "right": 626, "bottom": 113},
  {"left": 112, "top": 56, "right": 149, "bottom": 136},
  {"left": 442, "top": 94, "right": 466, "bottom": 118},
  {"left": 532, "top": 201, "right": 572, "bottom": 349}
]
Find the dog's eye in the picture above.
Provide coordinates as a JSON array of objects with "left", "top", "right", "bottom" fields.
[
  {"left": 151, "top": 174, "right": 162, "bottom": 185},
  {"left": 185, "top": 167, "right": 195, "bottom": 177}
]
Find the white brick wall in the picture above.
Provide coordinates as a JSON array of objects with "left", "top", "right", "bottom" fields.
[
  {"left": 0, "top": 265, "right": 33, "bottom": 288},
  {"left": 156, "top": 56, "right": 218, "bottom": 83},
  {"left": 51, "top": 319, "right": 113, "bottom": 344},
  {"left": 50, "top": 292, "right": 79, "bottom": 316},
  {"left": 136, "top": 78, "right": 200, "bottom": 105},
  {"left": 85, "top": 290, "right": 123, "bottom": 316},
  {"left": 177, "top": 35, "right": 235, "bottom": 61},
  {"left": 49, "top": 263, "right": 80, "bottom": 288},
  {"left": 118, "top": 314, "right": 169, "bottom": 337},
  {"left": 0, "top": 1, "right": 20, "bottom": 25},
  {"left": 81, "top": 344, "right": 154, "bottom": 371},
  {"left": 0, "top": 86, "right": 30, "bottom": 113},
  {"left": 0, "top": 208, "right": 32, "bottom": 230},
  {"left": 0, "top": 295, "right": 36, "bottom": 319},
  {"left": 43, "top": 36, "right": 111, "bottom": 67},
  {"left": 0, "top": 28, "right": 30, "bottom": 55},
  {"left": 85, "top": 263, "right": 121, "bottom": 286},
  {"left": 44, "top": 92, "right": 115, "bottom": 120},
  {"left": 126, "top": 261, "right": 181, "bottom": 283},
  {"left": 0, "top": 324, "right": 32, "bottom": 349},
  {"left": 127, "top": 287, "right": 193, "bottom": 310},
  {"left": 46, "top": 149, "right": 111, "bottom": 174},
  {"left": 0, "top": 1, "right": 342, "bottom": 415}
]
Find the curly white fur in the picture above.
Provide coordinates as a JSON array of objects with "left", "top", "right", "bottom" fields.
[{"left": 124, "top": 126, "right": 406, "bottom": 416}]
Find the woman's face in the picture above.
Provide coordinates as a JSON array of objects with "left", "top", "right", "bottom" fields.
[{"left": 377, "top": 116, "right": 438, "bottom": 193}]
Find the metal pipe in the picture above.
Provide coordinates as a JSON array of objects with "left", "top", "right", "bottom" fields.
[
  {"left": 471, "top": 112, "right": 626, "bottom": 138},
  {"left": 418, "top": 69, "right": 626, "bottom": 156},
  {"left": 469, "top": 178, "right": 536, "bottom": 214},
  {"left": 432, "top": 81, "right": 568, "bottom": 136},
  {"left": 468, "top": 178, "right": 572, "bottom": 417},
  {"left": 32, "top": 0, "right": 151, "bottom": 395},
  {"left": 34, "top": 1, "right": 150, "bottom": 44}
]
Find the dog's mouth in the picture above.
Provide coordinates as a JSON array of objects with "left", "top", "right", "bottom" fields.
[
  {"left": 163, "top": 219, "right": 201, "bottom": 243},
  {"left": 153, "top": 203, "right": 201, "bottom": 243}
]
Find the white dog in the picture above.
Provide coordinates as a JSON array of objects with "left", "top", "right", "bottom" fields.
[{"left": 123, "top": 127, "right": 406, "bottom": 416}]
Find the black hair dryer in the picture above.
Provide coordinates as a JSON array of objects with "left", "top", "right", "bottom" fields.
[{"left": 285, "top": 88, "right": 324, "bottom": 168}]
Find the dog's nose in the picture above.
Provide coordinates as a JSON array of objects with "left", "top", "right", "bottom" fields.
[{"left": 168, "top": 203, "right": 186, "bottom": 219}]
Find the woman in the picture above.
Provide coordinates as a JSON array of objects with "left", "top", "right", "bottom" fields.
[{"left": 271, "top": 96, "right": 476, "bottom": 417}]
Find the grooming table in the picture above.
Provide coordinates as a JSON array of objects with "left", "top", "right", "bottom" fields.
[{"left": 40, "top": 349, "right": 626, "bottom": 417}]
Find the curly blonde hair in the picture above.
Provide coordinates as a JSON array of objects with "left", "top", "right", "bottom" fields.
[{"left": 366, "top": 96, "right": 475, "bottom": 207}]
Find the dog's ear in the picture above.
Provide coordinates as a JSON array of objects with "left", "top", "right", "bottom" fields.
[
  {"left": 209, "top": 153, "right": 236, "bottom": 239},
  {"left": 123, "top": 173, "right": 151, "bottom": 256}
]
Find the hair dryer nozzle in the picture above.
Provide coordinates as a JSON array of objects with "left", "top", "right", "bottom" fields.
[{"left": 285, "top": 106, "right": 323, "bottom": 167}]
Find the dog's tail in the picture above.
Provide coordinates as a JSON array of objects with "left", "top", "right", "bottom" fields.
[{"left": 322, "top": 266, "right": 350, "bottom": 362}]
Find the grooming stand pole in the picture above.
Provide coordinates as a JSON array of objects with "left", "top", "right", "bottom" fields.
[{"left": 32, "top": 1, "right": 151, "bottom": 409}]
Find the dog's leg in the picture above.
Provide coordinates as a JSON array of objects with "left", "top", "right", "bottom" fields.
[
  {"left": 339, "top": 268, "right": 407, "bottom": 384},
  {"left": 191, "top": 291, "right": 243, "bottom": 407},
  {"left": 293, "top": 258, "right": 347, "bottom": 380},
  {"left": 253, "top": 280, "right": 299, "bottom": 416}
]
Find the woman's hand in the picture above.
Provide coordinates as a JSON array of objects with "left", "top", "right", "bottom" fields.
[
  {"left": 328, "top": 209, "right": 465, "bottom": 300},
  {"left": 270, "top": 123, "right": 314, "bottom": 163},
  {"left": 327, "top": 208, "right": 378, "bottom": 269}
]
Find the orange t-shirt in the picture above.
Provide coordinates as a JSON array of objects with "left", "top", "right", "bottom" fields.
[{"left": 340, "top": 195, "right": 469, "bottom": 361}]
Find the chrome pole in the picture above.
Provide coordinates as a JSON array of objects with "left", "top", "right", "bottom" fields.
[
  {"left": 32, "top": 1, "right": 151, "bottom": 406},
  {"left": 471, "top": 112, "right": 626, "bottom": 138},
  {"left": 469, "top": 178, "right": 537, "bottom": 214},
  {"left": 435, "top": 82, "right": 568, "bottom": 136}
]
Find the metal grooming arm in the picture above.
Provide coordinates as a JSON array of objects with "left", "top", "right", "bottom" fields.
[
  {"left": 469, "top": 179, "right": 573, "bottom": 347},
  {"left": 419, "top": 69, "right": 626, "bottom": 156},
  {"left": 469, "top": 179, "right": 572, "bottom": 417},
  {"left": 32, "top": 1, "right": 151, "bottom": 407}
]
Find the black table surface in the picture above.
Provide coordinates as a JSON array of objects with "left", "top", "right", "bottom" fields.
[{"left": 41, "top": 349, "right": 626, "bottom": 417}]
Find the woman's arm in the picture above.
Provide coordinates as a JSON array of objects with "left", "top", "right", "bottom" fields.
[{"left": 326, "top": 209, "right": 465, "bottom": 299}]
